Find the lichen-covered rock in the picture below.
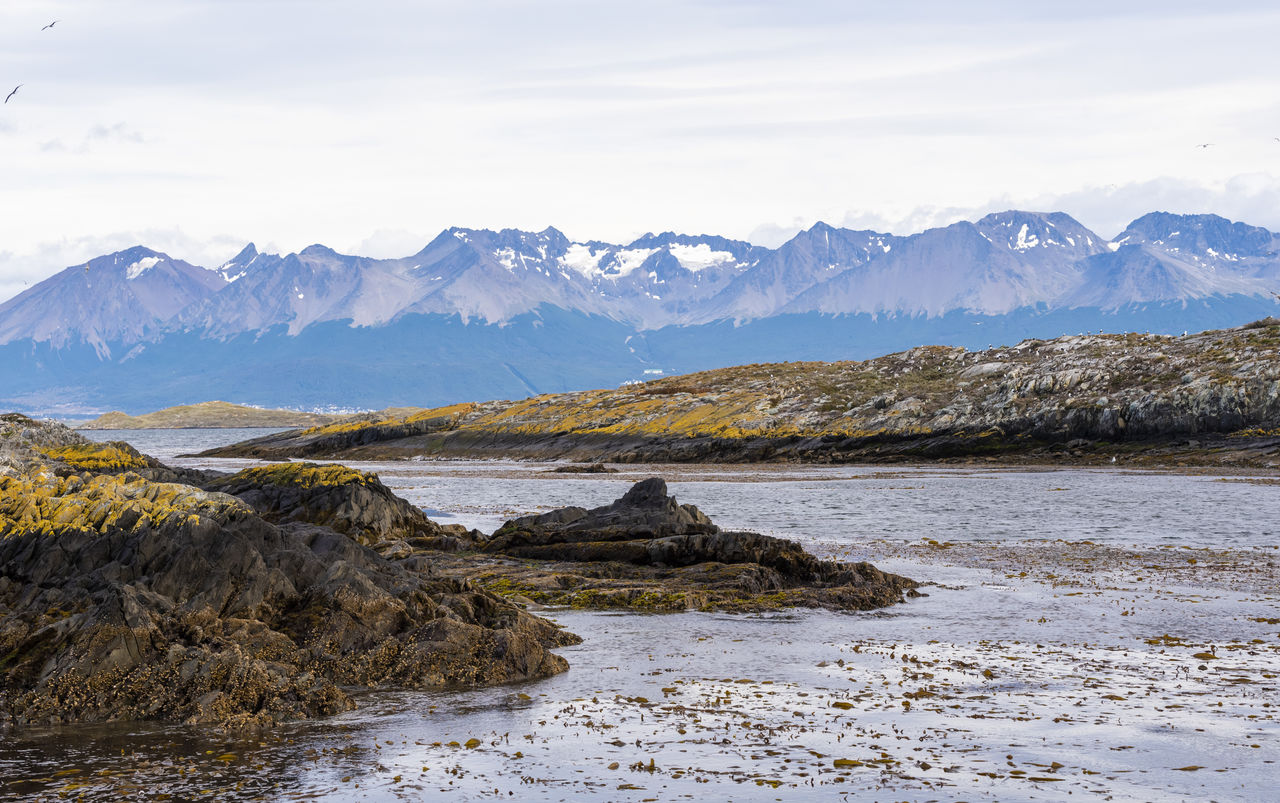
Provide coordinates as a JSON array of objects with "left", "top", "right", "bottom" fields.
[
  {"left": 0, "top": 422, "right": 576, "bottom": 730},
  {"left": 202, "top": 462, "right": 479, "bottom": 552},
  {"left": 199, "top": 321, "right": 1280, "bottom": 468},
  {"left": 444, "top": 479, "right": 918, "bottom": 613}
]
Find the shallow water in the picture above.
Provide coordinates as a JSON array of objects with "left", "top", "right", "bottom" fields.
[
  {"left": 82, "top": 427, "right": 291, "bottom": 461},
  {"left": 7, "top": 430, "right": 1277, "bottom": 801}
]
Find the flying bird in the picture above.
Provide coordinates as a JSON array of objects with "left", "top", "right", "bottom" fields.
[
  {"left": 1196, "top": 143, "right": 1214, "bottom": 148},
  {"left": 4, "top": 85, "right": 19, "bottom": 104},
  {"left": 42, "top": 20, "right": 59, "bottom": 31}
]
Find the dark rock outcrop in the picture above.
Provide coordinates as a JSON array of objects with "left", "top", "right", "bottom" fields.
[
  {"left": 486, "top": 477, "right": 717, "bottom": 555},
  {"left": 202, "top": 462, "right": 480, "bottom": 552},
  {"left": 0, "top": 421, "right": 576, "bottom": 730},
  {"left": 543, "top": 463, "right": 618, "bottom": 474},
  {"left": 446, "top": 479, "right": 918, "bottom": 612}
]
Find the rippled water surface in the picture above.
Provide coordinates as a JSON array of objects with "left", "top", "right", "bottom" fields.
[{"left": 5, "top": 429, "right": 1276, "bottom": 801}]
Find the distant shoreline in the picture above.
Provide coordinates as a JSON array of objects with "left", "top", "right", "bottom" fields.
[{"left": 77, "top": 424, "right": 295, "bottom": 431}]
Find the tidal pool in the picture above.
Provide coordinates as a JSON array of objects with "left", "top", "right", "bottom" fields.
[{"left": 5, "top": 431, "right": 1276, "bottom": 801}]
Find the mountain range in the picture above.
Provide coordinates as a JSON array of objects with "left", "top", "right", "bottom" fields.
[{"left": 3, "top": 210, "right": 1279, "bottom": 415}]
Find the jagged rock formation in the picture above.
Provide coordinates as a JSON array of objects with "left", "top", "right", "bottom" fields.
[
  {"left": 0, "top": 416, "right": 574, "bottom": 729},
  {"left": 202, "top": 320, "right": 1280, "bottom": 468},
  {"left": 436, "top": 479, "right": 918, "bottom": 613}
]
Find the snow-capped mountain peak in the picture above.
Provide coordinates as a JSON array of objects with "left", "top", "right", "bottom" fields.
[
  {"left": 217, "top": 243, "right": 262, "bottom": 283},
  {"left": 6, "top": 211, "right": 1280, "bottom": 359},
  {"left": 0, "top": 246, "right": 225, "bottom": 354}
]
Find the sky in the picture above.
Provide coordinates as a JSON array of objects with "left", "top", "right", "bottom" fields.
[{"left": 3, "top": 0, "right": 1280, "bottom": 302}]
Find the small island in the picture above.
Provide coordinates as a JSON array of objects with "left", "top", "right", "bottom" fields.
[{"left": 75, "top": 400, "right": 347, "bottom": 430}]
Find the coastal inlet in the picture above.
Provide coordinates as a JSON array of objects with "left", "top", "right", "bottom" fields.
[{"left": 1, "top": 428, "right": 1275, "bottom": 801}]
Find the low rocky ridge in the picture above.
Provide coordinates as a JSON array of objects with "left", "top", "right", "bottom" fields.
[
  {"left": 0, "top": 415, "right": 575, "bottom": 729},
  {"left": 437, "top": 478, "right": 919, "bottom": 613},
  {"left": 201, "top": 463, "right": 478, "bottom": 552},
  {"left": 77, "top": 401, "right": 343, "bottom": 430},
  {"left": 199, "top": 320, "right": 1280, "bottom": 468}
]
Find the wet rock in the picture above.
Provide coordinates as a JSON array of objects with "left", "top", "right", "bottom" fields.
[
  {"left": 487, "top": 477, "right": 717, "bottom": 554},
  {"left": 203, "top": 462, "right": 480, "bottom": 552},
  {"left": 544, "top": 463, "right": 618, "bottom": 474},
  {"left": 451, "top": 479, "right": 917, "bottom": 612},
  {"left": 0, "top": 423, "right": 576, "bottom": 730}
]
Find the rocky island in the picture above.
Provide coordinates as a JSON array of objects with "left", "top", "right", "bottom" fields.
[
  {"left": 1, "top": 414, "right": 913, "bottom": 730},
  {"left": 76, "top": 400, "right": 346, "bottom": 430},
  {"left": 200, "top": 320, "right": 1280, "bottom": 468}
]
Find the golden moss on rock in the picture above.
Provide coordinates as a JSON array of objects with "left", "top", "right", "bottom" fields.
[
  {"left": 216, "top": 461, "right": 375, "bottom": 490},
  {"left": 34, "top": 442, "right": 151, "bottom": 471},
  {"left": 201, "top": 320, "right": 1280, "bottom": 467},
  {"left": 0, "top": 470, "right": 241, "bottom": 539},
  {"left": 0, "top": 419, "right": 576, "bottom": 729}
]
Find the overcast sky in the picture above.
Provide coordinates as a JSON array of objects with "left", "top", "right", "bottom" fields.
[{"left": 3, "top": 0, "right": 1280, "bottom": 301}]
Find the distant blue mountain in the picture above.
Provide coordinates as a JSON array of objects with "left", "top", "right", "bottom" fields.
[{"left": 2, "top": 211, "right": 1279, "bottom": 415}]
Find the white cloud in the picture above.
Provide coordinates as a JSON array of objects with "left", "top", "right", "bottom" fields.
[
  {"left": 820, "top": 173, "right": 1280, "bottom": 241},
  {"left": 348, "top": 229, "right": 433, "bottom": 259},
  {"left": 2, "top": 0, "right": 1279, "bottom": 284}
]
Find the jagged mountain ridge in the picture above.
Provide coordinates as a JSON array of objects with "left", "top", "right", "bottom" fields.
[
  {"left": 4, "top": 211, "right": 1280, "bottom": 350},
  {"left": 0, "top": 246, "right": 225, "bottom": 355},
  {"left": 4, "top": 211, "right": 1280, "bottom": 414}
]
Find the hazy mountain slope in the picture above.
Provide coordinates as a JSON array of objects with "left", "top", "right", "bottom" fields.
[
  {"left": 5, "top": 211, "right": 1280, "bottom": 414},
  {"left": 0, "top": 246, "right": 225, "bottom": 355},
  {"left": 701, "top": 222, "right": 900, "bottom": 321},
  {"left": 784, "top": 212, "right": 1109, "bottom": 316}
]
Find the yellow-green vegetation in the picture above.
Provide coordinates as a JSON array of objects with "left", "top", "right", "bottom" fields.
[
  {"left": 36, "top": 442, "right": 150, "bottom": 471},
  {"left": 299, "top": 402, "right": 477, "bottom": 437},
  {"left": 208, "top": 320, "right": 1280, "bottom": 465},
  {"left": 475, "top": 576, "right": 691, "bottom": 612},
  {"left": 78, "top": 401, "right": 342, "bottom": 430},
  {"left": 0, "top": 470, "right": 239, "bottom": 538},
  {"left": 1229, "top": 427, "right": 1280, "bottom": 438},
  {"left": 219, "top": 462, "right": 376, "bottom": 489},
  {"left": 471, "top": 569, "right": 845, "bottom": 613}
]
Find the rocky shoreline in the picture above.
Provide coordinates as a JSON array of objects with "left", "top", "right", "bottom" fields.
[
  {"left": 197, "top": 321, "right": 1280, "bottom": 470},
  {"left": 1, "top": 414, "right": 914, "bottom": 730}
]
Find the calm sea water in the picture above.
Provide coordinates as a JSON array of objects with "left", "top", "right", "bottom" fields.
[{"left": 5, "top": 429, "right": 1274, "bottom": 801}]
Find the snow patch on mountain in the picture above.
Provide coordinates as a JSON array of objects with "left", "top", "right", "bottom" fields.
[
  {"left": 601, "top": 248, "right": 656, "bottom": 277},
  {"left": 560, "top": 243, "right": 605, "bottom": 276},
  {"left": 1014, "top": 224, "right": 1039, "bottom": 251},
  {"left": 125, "top": 256, "right": 162, "bottom": 280}
]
